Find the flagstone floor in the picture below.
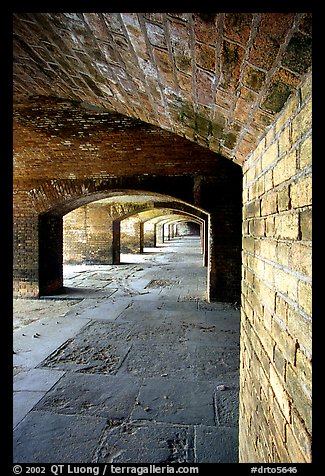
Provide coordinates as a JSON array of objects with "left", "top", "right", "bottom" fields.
[{"left": 13, "top": 236, "right": 240, "bottom": 463}]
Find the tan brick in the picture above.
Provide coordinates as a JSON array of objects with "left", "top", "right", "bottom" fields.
[
  {"left": 254, "top": 136, "right": 266, "bottom": 161},
  {"left": 270, "top": 390, "right": 288, "bottom": 440},
  {"left": 285, "top": 423, "right": 308, "bottom": 462},
  {"left": 290, "top": 174, "right": 312, "bottom": 209},
  {"left": 261, "top": 192, "right": 277, "bottom": 216},
  {"left": 292, "top": 98, "right": 312, "bottom": 144},
  {"left": 249, "top": 217, "right": 265, "bottom": 237},
  {"left": 265, "top": 125, "right": 276, "bottom": 148},
  {"left": 254, "top": 238, "right": 261, "bottom": 255},
  {"left": 299, "top": 208, "right": 312, "bottom": 241},
  {"left": 242, "top": 235, "right": 255, "bottom": 253},
  {"left": 261, "top": 141, "right": 278, "bottom": 170},
  {"left": 269, "top": 363, "right": 291, "bottom": 421},
  {"left": 298, "top": 280, "right": 312, "bottom": 315},
  {"left": 244, "top": 199, "right": 260, "bottom": 218},
  {"left": 276, "top": 242, "right": 290, "bottom": 268},
  {"left": 286, "top": 273, "right": 299, "bottom": 302},
  {"left": 258, "top": 281, "right": 276, "bottom": 311},
  {"left": 295, "top": 348, "right": 312, "bottom": 399},
  {"left": 300, "top": 72, "right": 312, "bottom": 103},
  {"left": 259, "top": 238, "right": 276, "bottom": 261},
  {"left": 278, "top": 126, "right": 291, "bottom": 157},
  {"left": 291, "top": 242, "right": 312, "bottom": 278},
  {"left": 245, "top": 165, "right": 255, "bottom": 186},
  {"left": 274, "top": 212, "right": 299, "bottom": 240},
  {"left": 254, "top": 316, "right": 276, "bottom": 360},
  {"left": 273, "top": 344, "right": 286, "bottom": 380},
  {"left": 253, "top": 157, "right": 262, "bottom": 179},
  {"left": 264, "top": 261, "right": 275, "bottom": 286},
  {"left": 275, "top": 294, "right": 288, "bottom": 323},
  {"left": 263, "top": 307, "right": 272, "bottom": 332},
  {"left": 274, "top": 268, "right": 298, "bottom": 300},
  {"left": 265, "top": 216, "right": 275, "bottom": 237},
  {"left": 299, "top": 134, "right": 312, "bottom": 169},
  {"left": 249, "top": 285, "right": 264, "bottom": 318},
  {"left": 291, "top": 408, "right": 312, "bottom": 462},
  {"left": 285, "top": 362, "right": 312, "bottom": 434},
  {"left": 271, "top": 429, "right": 291, "bottom": 462},
  {"left": 242, "top": 186, "right": 249, "bottom": 203},
  {"left": 264, "top": 169, "right": 273, "bottom": 192},
  {"left": 251, "top": 176, "right": 265, "bottom": 199},
  {"left": 272, "top": 317, "right": 297, "bottom": 366},
  {"left": 286, "top": 308, "right": 312, "bottom": 357},
  {"left": 258, "top": 364, "right": 270, "bottom": 398},
  {"left": 245, "top": 268, "right": 255, "bottom": 288},
  {"left": 273, "top": 149, "right": 297, "bottom": 186},
  {"left": 242, "top": 219, "right": 249, "bottom": 235},
  {"left": 275, "top": 93, "right": 299, "bottom": 134},
  {"left": 277, "top": 187, "right": 290, "bottom": 212}
]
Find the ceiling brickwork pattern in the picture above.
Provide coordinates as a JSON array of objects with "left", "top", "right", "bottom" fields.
[{"left": 13, "top": 12, "right": 312, "bottom": 165}]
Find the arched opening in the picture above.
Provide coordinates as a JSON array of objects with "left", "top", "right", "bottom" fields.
[{"left": 38, "top": 190, "right": 213, "bottom": 300}]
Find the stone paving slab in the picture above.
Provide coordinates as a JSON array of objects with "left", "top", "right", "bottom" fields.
[
  {"left": 40, "top": 336, "right": 132, "bottom": 375},
  {"left": 34, "top": 373, "right": 141, "bottom": 419},
  {"left": 13, "top": 411, "right": 107, "bottom": 463},
  {"left": 117, "top": 340, "right": 194, "bottom": 379},
  {"left": 67, "top": 297, "right": 133, "bottom": 321},
  {"left": 186, "top": 326, "right": 239, "bottom": 347},
  {"left": 131, "top": 377, "right": 216, "bottom": 426},
  {"left": 214, "top": 387, "right": 240, "bottom": 426},
  {"left": 13, "top": 392, "right": 46, "bottom": 429},
  {"left": 41, "top": 287, "right": 117, "bottom": 299},
  {"left": 191, "top": 345, "right": 240, "bottom": 380},
  {"left": 13, "top": 315, "right": 90, "bottom": 369},
  {"left": 13, "top": 368, "right": 65, "bottom": 392},
  {"left": 195, "top": 425, "right": 238, "bottom": 463},
  {"left": 92, "top": 421, "right": 195, "bottom": 464}
]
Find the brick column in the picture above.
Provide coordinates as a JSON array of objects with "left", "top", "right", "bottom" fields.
[
  {"left": 120, "top": 216, "right": 143, "bottom": 253},
  {"left": 13, "top": 194, "right": 40, "bottom": 297},
  {"left": 39, "top": 213, "right": 63, "bottom": 295},
  {"left": 197, "top": 167, "right": 242, "bottom": 303},
  {"left": 155, "top": 223, "right": 164, "bottom": 245},
  {"left": 112, "top": 219, "right": 120, "bottom": 264},
  {"left": 144, "top": 221, "right": 155, "bottom": 248}
]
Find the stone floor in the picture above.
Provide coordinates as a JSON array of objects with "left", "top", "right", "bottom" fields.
[{"left": 13, "top": 236, "right": 240, "bottom": 464}]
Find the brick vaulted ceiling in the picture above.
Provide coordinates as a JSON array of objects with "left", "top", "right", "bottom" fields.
[{"left": 13, "top": 12, "right": 312, "bottom": 166}]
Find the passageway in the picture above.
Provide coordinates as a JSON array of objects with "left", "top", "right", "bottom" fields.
[
  {"left": 12, "top": 13, "right": 312, "bottom": 463},
  {"left": 13, "top": 236, "right": 240, "bottom": 463}
]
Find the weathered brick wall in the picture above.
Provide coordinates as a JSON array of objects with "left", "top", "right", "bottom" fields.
[
  {"left": 239, "top": 72, "right": 312, "bottom": 462},
  {"left": 143, "top": 221, "right": 156, "bottom": 247},
  {"left": 63, "top": 205, "right": 114, "bottom": 264},
  {"left": 13, "top": 103, "right": 242, "bottom": 302},
  {"left": 120, "top": 216, "right": 143, "bottom": 254}
]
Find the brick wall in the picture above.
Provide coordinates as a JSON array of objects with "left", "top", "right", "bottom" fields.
[
  {"left": 120, "top": 216, "right": 143, "bottom": 254},
  {"left": 63, "top": 205, "right": 114, "bottom": 264},
  {"left": 239, "top": 72, "right": 312, "bottom": 462},
  {"left": 143, "top": 221, "right": 156, "bottom": 247}
]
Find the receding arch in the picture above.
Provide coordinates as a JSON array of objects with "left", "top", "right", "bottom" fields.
[
  {"left": 40, "top": 189, "right": 210, "bottom": 297},
  {"left": 114, "top": 207, "right": 206, "bottom": 265}
]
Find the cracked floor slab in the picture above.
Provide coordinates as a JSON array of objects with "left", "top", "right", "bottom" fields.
[{"left": 92, "top": 421, "right": 195, "bottom": 464}]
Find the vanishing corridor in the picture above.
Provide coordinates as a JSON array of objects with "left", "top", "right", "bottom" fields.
[
  {"left": 13, "top": 236, "right": 240, "bottom": 463},
  {"left": 13, "top": 13, "right": 312, "bottom": 463}
]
